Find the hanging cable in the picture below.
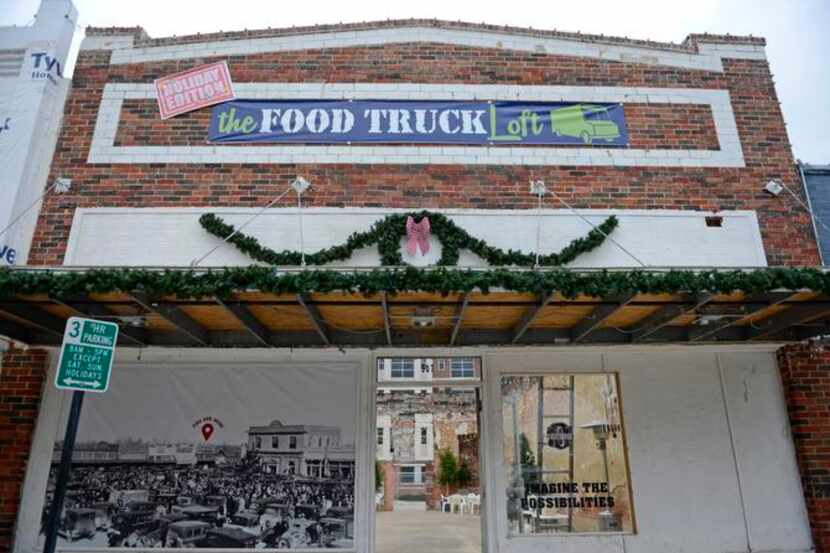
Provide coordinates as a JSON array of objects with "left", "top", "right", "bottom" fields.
[
  {"left": 783, "top": 175, "right": 830, "bottom": 235},
  {"left": 547, "top": 188, "right": 648, "bottom": 268},
  {"left": 535, "top": 188, "right": 543, "bottom": 268},
  {"left": 298, "top": 186, "right": 306, "bottom": 267},
  {"left": 0, "top": 179, "right": 65, "bottom": 242},
  {"left": 190, "top": 185, "right": 293, "bottom": 267},
  {"left": 0, "top": 66, "right": 70, "bottom": 244}
]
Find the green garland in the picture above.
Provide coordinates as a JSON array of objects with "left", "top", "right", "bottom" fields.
[
  {"left": 2, "top": 266, "right": 829, "bottom": 300},
  {"left": 198, "top": 211, "right": 619, "bottom": 267}
]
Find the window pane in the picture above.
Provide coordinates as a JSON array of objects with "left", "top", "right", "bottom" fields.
[
  {"left": 390, "top": 358, "right": 415, "bottom": 378},
  {"left": 451, "top": 357, "right": 475, "bottom": 378},
  {"left": 501, "top": 374, "right": 633, "bottom": 534}
]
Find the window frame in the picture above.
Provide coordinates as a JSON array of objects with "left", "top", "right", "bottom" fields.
[
  {"left": 390, "top": 358, "right": 416, "bottom": 379},
  {"left": 496, "top": 371, "right": 636, "bottom": 538},
  {"left": 450, "top": 357, "right": 476, "bottom": 379}
]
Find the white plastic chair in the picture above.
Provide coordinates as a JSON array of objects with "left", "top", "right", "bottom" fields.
[
  {"left": 448, "top": 494, "right": 465, "bottom": 514},
  {"left": 439, "top": 495, "right": 451, "bottom": 513},
  {"left": 466, "top": 493, "right": 480, "bottom": 515}
]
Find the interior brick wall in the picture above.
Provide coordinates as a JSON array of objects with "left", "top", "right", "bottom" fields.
[
  {"left": 778, "top": 341, "right": 830, "bottom": 553},
  {"left": 0, "top": 348, "right": 49, "bottom": 553}
]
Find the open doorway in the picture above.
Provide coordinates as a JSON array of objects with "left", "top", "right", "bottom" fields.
[{"left": 375, "top": 357, "right": 483, "bottom": 553}]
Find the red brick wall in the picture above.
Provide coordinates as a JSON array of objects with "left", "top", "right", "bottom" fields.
[
  {"left": 28, "top": 37, "right": 817, "bottom": 266},
  {"left": 0, "top": 348, "right": 49, "bottom": 553},
  {"left": 778, "top": 342, "right": 830, "bottom": 553}
]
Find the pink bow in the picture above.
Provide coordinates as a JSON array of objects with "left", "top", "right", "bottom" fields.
[{"left": 406, "top": 216, "right": 431, "bottom": 256}]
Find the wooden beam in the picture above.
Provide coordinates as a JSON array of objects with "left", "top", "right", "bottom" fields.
[
  {"left": 130, "top": 292, "right": 209, "bottom": 346},
  {"left": 689, "top": 293, "right": 795, "bottom": 342},
  {"left": 0, "top": 304, "right": 66, "bottom": 337},
  {"left": 0, "top": 318, "right": 32, "bottom": 343},
  {"left": 570, "top": 294, "right": 635, "bottom": 342},
  {"left": 296, "top": 294, "right": 331, "bottom": 345},
  {"left": 450, "top": 293, "right": 470, "bottom": 345},
  {"left": 381, "top": 293, "right": 392, "bottom": 346},
  {"left": 511, "top": 293, "right": 554, "bottom": 344},
  {"left": 631, "top": 293, "right": 713, "bottom": 342},
  {"left": 749, "top": 302, "right": 830, "bottom": 340},
  {"left": 49, "top": 294, "right": 147, "bottom": 346},
  {"left": 4, "top": 320, "right": 754, "bottom": 349},
  {"left": 215, "top": 298, "right": 270, "bottom": 347}
]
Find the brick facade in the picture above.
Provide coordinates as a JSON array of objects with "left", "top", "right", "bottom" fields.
[
  {"left": 0, "top": 348, "right": 49, "bottom": 553},
  {"left": 4, "top": 18, "right": 824, "bottom": 551},
  {"left": 778, "top": 342, "right": 830, "bottom": 553},
  {"left": 28, "top": 24, "right": 817, "bottom": 266}
]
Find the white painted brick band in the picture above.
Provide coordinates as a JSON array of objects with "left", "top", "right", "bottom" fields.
[
  {"left": 79, "top": 35, "right": 135, "bottom": 51},
  {"left": 106, "top": 27, "right": 766, "bottom": 73},
  {"left": 87, "top": 83, "right": 744, "bottom": 168}
]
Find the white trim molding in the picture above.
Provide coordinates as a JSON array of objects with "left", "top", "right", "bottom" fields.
[
  {"left": 79, "top": 35, "right": 134, "bottom": 51},
  {"left": 88, "top": 83, "right": 744, "bottom": 168},
  {"left": 105, "top": 26, "right": 766, "bottom": 73}
]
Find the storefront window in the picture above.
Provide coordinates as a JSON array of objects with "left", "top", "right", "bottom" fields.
[{"left": 501, "top": 374, "right": 633, "bottom": 534}]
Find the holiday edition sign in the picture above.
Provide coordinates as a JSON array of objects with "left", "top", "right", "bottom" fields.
[
  {"left": 55, "top": 317, "right": 119, "bottom": 393},
  {"left": 155, "top": 61, "right": 235, "bottom": 119},
  {"left": 208, "top": 100, "right": 628, "bottom": 145}
]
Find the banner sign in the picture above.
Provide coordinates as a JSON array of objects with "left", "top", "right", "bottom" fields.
[
  {"left": 39, "top": 363, "right": 357, "bottom": 548},
  {"left": 154, "top": 61, "right": 234, "bottom": 119},
  {"left": 208, "top": 99, "right": 628, "bottom": 145}
]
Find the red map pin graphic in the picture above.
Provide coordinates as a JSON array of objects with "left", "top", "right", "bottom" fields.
[{"left": 201, "top": 422, "right": 214, "bottom": 441}]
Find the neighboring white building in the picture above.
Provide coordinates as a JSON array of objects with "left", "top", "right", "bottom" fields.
[{"left": 0, "top": 0, "right": 77, "bottom": 265}]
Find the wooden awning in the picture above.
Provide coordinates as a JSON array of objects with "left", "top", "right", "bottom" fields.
[{"left": 1, "top": 266, "right": 829, "bottom": 347}]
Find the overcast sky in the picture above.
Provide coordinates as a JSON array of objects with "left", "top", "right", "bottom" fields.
[{"left": 2, "top": 0, "right": 829, "bottom": 162}]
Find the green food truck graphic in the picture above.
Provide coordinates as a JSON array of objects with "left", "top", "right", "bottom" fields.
[{"left": 550, "top": 104, "right": 622, "bottom": 144}]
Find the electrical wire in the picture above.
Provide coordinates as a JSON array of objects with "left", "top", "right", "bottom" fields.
[
  {"left": 547, "top": 188, "right": 648, "bottom": 268},
  {"left": 0, "top": 62, "right": 69, "bottom": 244},
  {"left": 534, "top": 188, "right": 543, "bottom": 268},
  {"left": 782, "top": 179, "right": 830, "bottom": 236},
  {"left": 190, "top": 185, "right": 294, "bottom": 266},
  {"left": 297, "top": 187, "right": 306, "bottom": 267}
]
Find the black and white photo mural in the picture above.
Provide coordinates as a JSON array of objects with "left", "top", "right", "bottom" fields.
[{"left": 38, "top": 363, "right": 358, "bottom": 549}]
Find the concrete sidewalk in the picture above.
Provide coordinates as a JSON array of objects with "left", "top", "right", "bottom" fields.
[{"left": 376, "top": 510, "right": 482, "bottom": 553}]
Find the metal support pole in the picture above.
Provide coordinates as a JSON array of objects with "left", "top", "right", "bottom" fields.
[{"left": 43, "top": 390, "right": 85, "bottom": 553}]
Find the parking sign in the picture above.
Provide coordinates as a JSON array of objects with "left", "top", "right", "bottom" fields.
[{"left": 55, "top": 317, "right": 119, "bottom": 393}]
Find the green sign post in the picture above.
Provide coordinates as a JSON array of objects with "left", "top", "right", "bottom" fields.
[
  {"left": 54, "top": 316, "right": 119, "bottom": 393},
  {"left": 45, "top": 317, "right": 119, "bottom": 553}
]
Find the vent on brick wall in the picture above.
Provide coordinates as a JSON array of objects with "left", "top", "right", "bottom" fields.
[{"left": 0, "top": 49, "right": 25, "bottom": 78}]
